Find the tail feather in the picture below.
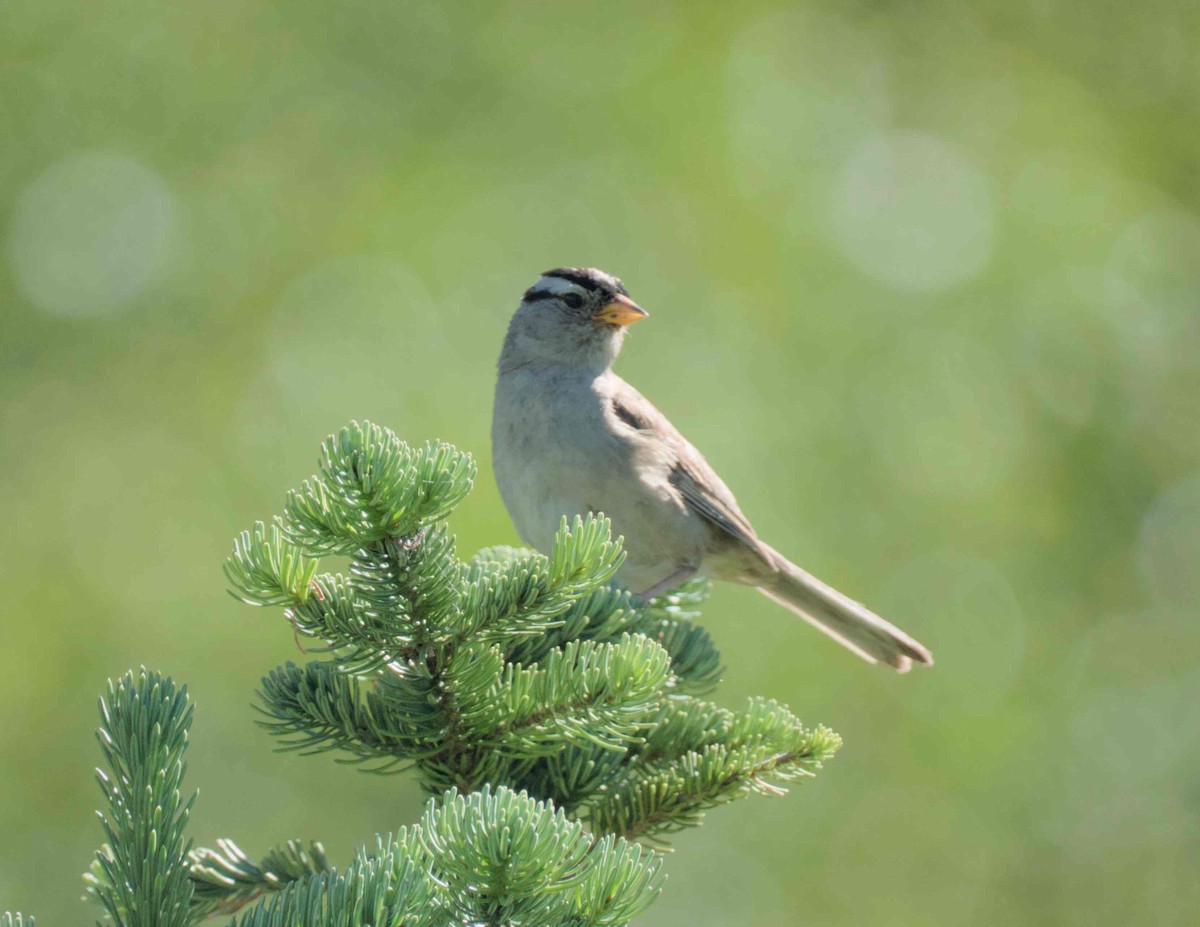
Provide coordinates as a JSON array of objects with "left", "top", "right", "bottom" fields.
[{"left": 758, "top": 547, "right": 933, "bottom": 673}]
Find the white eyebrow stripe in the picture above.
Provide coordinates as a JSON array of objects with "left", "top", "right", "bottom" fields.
[{"left": 532, "top": 275, "right": 588, "bottom": 295}]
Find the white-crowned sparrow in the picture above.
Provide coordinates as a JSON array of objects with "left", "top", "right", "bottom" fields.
[{"left": 492, "top": 267, "right": 933, "bottom": 672}]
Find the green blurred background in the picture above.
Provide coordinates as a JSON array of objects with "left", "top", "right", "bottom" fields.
[{"left": 3, "top": 1, "right": 1199, "bottom": 924}]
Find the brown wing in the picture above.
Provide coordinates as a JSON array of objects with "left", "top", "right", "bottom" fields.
[{"left": 611, "top": 380, "right": 762, "bottom": 551}]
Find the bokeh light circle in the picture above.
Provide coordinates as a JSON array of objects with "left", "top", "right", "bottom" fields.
[
  {"left": 828, "top": 131, "right": 994, "bottom": 293},
  {"left": 6, "top": 152, "right": 178, "bottom": 318}
]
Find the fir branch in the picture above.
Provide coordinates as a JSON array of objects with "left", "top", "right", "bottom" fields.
[
  {"left": 1, "top": 914, "right": 34, "bottom": 927},
  {"left": 450, "top": 635, "right": 671, "bottom": 754},
  {"left": 588, "top": 699, "right": 842, "bottom": 843},
  {"left": 189, "top": 839, "right": 330, "bottom": 920},
  {"left": 504, "top": 578, "right": 722, "bottom": 693},
  {"left": 417, "top": 787, "right": 663, "bottom": 927},
  {"left": 217, "top": 788, "right": 663, "bottom": 927},
  {"left": 627, "top": 697, "right": 737, "bottom": 767},
  {"left": 566, "top": 834, "right": 664, "bottom": 927},
  {"left": 627, "top": 613, "right": 722, "bottom": 695},
  {"left": 228, "top": 832, "right": 442, "bottom": 927},
  {"left": 257, "top": 662, "right": 437, "bottom": 767},
  {"left": 86, "top": 669, "right": 196, "bottom": 927},
  {"left": 224, "top": 521, "right": 317, "bottom": 608},
  {"left": 344, "top": 528, "right": 462, "bottom": 651},
  {"left": 458, "top": 551, "right": 564, "bottom": 640},
  {"left": 290, "top": 573, "right": 409, "bottom": 673},
  {"left": 418, "top": 786, "right": 591, "bottom": 921},
  {"left": 282, "top": 423, "right": 475, "bottom": 556},
  {"left": 515, "top": 743, "right": 629, "bottom": 814},
  {"left": 548, "top": 514, "right": 626, "bottom": 595},
  {"left": 368, "top": 523, "right": 463, "bottom": 635},
  {"left": 78, "top": 671, "right": 666, "bottom": 927},
  {"left": 503, "top": 583, "right": 640, "bottom": 666},
  {"left": 626, "top": 578, "right": 721, "bottom": 693},
  {"left": 459, "top": 524, "right": 624, "bottom": 651}
]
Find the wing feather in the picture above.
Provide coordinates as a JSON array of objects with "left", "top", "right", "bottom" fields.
[{"left": 611, "top": 381, "right": 760, "bottom": 550}]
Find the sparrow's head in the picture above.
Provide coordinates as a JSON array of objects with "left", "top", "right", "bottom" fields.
[{"left": 499, "top": 267, "right": 648, "bottom": 373}]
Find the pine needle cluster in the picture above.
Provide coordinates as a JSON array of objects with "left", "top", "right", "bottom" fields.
[{"left": 83, "top": 669, "right": 664, "bottom": 927}]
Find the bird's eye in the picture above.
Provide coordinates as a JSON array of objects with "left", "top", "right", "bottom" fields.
[{"left": 562, "top": 292, "right": 584, "bottom": 309}]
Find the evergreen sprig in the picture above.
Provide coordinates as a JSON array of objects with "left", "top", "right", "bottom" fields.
[
  {"left": 79, "top": 670, "right": 662, "bottom": 926},
  {"left": 224, "top": 420, "right": 840, "bottom": 839},
  {"left": 189, "top": 839, "right": 331, "bottom": 920},
  {"left": 86, "top": 669, "right": 197, "bottom": 927},
  {"left": 224, "top": 788, "right": 663, "bottom": 927}
]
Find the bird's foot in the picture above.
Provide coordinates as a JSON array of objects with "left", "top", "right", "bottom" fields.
[{"left": 636, "top": 566, "right": 699, "bottom": 601}]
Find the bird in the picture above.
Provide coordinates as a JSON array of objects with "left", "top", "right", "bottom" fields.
[{"left": 491, "top": 267, "right": 933, "bottom": 672}]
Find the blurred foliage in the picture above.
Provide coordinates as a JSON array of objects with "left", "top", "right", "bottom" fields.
[{"left": 1, "top": 1, "right": 1198, "bottom": 925}]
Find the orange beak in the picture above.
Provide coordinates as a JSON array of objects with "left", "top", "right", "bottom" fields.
[{"left": 592, "top": 293, "right": 649, "bottom": 327}]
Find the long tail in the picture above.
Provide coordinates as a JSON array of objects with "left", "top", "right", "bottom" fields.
[{"left": 758, "top": 546, "right": 933, "bottom": 672}]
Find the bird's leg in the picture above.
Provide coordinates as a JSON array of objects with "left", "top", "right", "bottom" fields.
[{"left": 637, "top": 566, "right": 698, "bottom": 601}]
